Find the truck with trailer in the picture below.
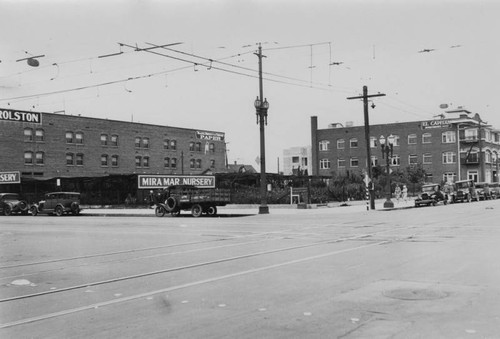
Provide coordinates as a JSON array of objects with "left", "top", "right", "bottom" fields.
[{"left": 151, "top": 185, "right": 231, "bottom": 217}]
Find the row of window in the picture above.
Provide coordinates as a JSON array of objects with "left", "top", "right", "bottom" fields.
[
  {"left": 318, "top": 151, "right": 487, "bottom": 169},
  {"left": 319, "top": 131, "right": 465, "bottom": 151},
  {"left": 24, "top": 151, "right": 216, "bottom": 169}
]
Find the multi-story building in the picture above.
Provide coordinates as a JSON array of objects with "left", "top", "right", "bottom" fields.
[
  {"left": 282, "top": 146, "right": 312, "bottom": 175},
  {"left": 0, "top": 108, "right": 227, "bottom": 182},
  {"left": 311, "top": 108, "right": 500, "bottom": 184}
]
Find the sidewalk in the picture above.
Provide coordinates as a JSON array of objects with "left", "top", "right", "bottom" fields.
[{"left": 80, "top": 198, "right": 415, "bottom": 217}]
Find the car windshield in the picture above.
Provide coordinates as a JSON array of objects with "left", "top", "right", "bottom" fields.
[
  {"left": 422, "top": 186, "right": 438, "bottom": 193},
  {"left": 456, "top": 182, "right": 471, "bottom": 189},
  {"left": 1, "top": 194, "right": 19, "bottom": 200}
]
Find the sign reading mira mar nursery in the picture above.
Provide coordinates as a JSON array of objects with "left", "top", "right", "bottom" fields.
[
  {"left": 138, "top": 175, "right": 215, "bottom": 189},
  {"left": 0, "top": 171, "right": 21, "bottom": 184},
  {"left": 0, "top": 109, "right": 42, "bottom": 124}
]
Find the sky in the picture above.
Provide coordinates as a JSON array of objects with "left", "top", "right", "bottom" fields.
[{"left": 1, "top": 0, "right": 500, "bottom": 173}]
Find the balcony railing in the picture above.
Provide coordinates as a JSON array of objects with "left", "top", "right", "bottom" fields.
[{"left": 459, "top": 136, "right": 479, "bottom": 143}]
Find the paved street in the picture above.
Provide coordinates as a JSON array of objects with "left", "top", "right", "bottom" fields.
[{"left": 1, "top": 199, "right": 500, "bottom": 338}]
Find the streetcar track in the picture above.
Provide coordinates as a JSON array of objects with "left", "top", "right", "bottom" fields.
[
  {"left": 0, "top": 240, "right": 389, "bottom": 329},
  {"left": 0, "top": 226, "right": 412, "bottom": 304}
]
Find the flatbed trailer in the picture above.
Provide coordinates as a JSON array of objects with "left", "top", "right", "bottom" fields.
[{"left": 151, "top": 185, "right": 231, "bottom": 217}]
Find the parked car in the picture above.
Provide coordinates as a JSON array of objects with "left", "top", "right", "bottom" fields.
[
  {"left": 0, "top": 193, "right": 29, "bottom": 216},
  {"left": 474, "top": 182, "right": 495, "bottom": 200},
  {"left": 414, "top": 183, "right": 448, "bottom": 207},
  {"left": 30, "top": 192, "right": 82, "bottom": 216},
  {"left": 489, "top": 182, "right": 500, "bottom": 199},
  {"left": 451, "top": 179, "right": 477, "bottom": 203}
]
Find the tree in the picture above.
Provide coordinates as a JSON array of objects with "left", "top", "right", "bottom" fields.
[{"left": 405, "top": 164, "right": 427, "bottom": 195}]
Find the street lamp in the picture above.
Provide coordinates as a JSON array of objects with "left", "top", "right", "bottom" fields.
[
  {"left": 379, "top": 134, "right": 395, "bottom": 208},
  {"left": 254, "top": 96, "right": 270, "bottom": 214}
]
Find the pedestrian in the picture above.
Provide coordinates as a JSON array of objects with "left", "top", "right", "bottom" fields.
[
  {"left": 402, "top": 185, "right": 408, "bottom": 202},
  {"left": 394, "top": 185, "right": 402, "bottom": 203}
]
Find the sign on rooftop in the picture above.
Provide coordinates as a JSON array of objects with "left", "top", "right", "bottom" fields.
[
  {"left": 421, "top": 119, "right": 452, "bottom": 129},
  {"left": 0, "top": 108, "right": 42, "bottom": 124},
  {"left": 0, "top": 171, "right": 21, "bottom": 184},
  {"left": 138, "top": 175, "right": 215, "bottom": 189}
]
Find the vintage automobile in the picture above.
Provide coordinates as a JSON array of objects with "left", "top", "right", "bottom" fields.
[
  {"left": 414, "top": 183, "right": 448, "bottom": 207},
  {"left": 450, "top": 179, "right": 477, "bottom": 203},
  {"left": 30, "top": 192, "right": 82, "bottom": 216},
  {"left": 489, "top": 182, "right": 500, "bottom": 199},
  {"left": 474, "top": 182, "right": 495, "bottom": 200},
  {"left": 0, "top": 193, "right": 29, "bottom": 216}
]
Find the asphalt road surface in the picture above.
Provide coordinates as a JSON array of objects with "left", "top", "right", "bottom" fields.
[{"left": 1, "top": 199, "right": 500, "bottom": 338}]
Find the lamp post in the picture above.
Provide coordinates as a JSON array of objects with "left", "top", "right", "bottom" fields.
[
  {"left": 254, "top": 96, "right": 270, "bottom": 214},
  {"left": 379, "top": 134, "right": 395, "bottom": 208}
]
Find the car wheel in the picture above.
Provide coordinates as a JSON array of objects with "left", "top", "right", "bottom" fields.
[
  {"left": 165, "top": 197, "right": 177, "bottom": 212},
  {"left": 155, "top": 205, "right": 166, "bottom": 217},
  {"left": 4, "top": 205, "right": 12, "bottom": 216},
  {"left": 191, "top": 204, "right": 203, "bottom": 218},
  {"left": 55, "top": 205, "right": 64, "bottom": 216},
  {"left": 30, "top": 206, "right": 38, "bottom": 216},
  {"left": 206, "top": 206, "right": 217, "bottom": 216}
]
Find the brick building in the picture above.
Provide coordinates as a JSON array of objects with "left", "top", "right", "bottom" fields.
[
  {"left": 0, "top": 108, "right": 227, "bottom": 199},
  {"left": 311, "top": 109, "right": 500, "bottom": 184}
]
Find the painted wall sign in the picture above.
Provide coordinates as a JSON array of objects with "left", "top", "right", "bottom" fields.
[
  {"left": 421, "top": 119, "right": 451, "bottom": 129},
  {"left": 195, "top": 131, "right": 225, "bottom": 141},
  {"left": 0, "top": 108, "right": 42, "bottom": 124},
  {"left": 138, "top": 175, "right": 215, "bottom": 189},
  {"left": 0, "top": 171, "right": 21, "bottom": 184}
]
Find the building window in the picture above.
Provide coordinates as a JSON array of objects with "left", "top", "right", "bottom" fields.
[
  {"left": 196, "top": 159, "right": 202, "bottom": 168},
  {"left": 408, "top": 134, "right": 417, "bottom": 145},
  {"left": 442, "top": 151, "right": 457, "bottom": 164},
  {"left": 101, "top": 154, "right": 108, "bottom": 166},
  {"left": 370, "top": 137, "right": 378, "bottom": 148},
  {"left": 164, "top": 139, "right": 170, "bottom": 149},
  {"left": 391, "top": 154, "right": 401, "bottom": 166},
  {"left": 189, "top": 142, "right": 195, "bottom": 151},
  {"left": 422, "top": 133, "right": 432, "bottom": 144},
  {"left": 195, "top": 142, "right": 201, "bottom": 152},
  {"left": 135, "top": 137, "right": 141, "bottom": 148},
  {"left": 66, "top": 131, "right": 74, "bottom": 143},
  {"left": 35, "top": 129, "right": 44, "bottom": 142},
  {"left": 35, "top": 152, "right": 44, "bottom": 165},
  {"left": 76, "top": 153, "right": 84, "bottom": 166},
  {"left": 425, "top": 173, "right": 433, "bottom": 182},
  {"left": 111, "top": 135, "right": 118, "bottom": 147},
  {"left": 319, "top": 158, "right": 330, "bottom": 169},
  {"left": 142, "top": 138, "right": 149, "bottom": 149},
  {"left": 143, "top": 156, "right": 149, "bottom": 167},
  {"left": 337, "top": 158, "right": 346, "bottom": 168},
  {"left": 350, "top": 157, "right": 359, "bottom": 167},
  {"left": 423, "top": 153, "right": 432, "bottom": 164},
  {"left": 371, "top": 156, "right": 378, "bottom": 166},
  {"left": 135, "top": 156, "right": 142, "bottom": 167},
  {"left": 210, "top": 159, "right": 215, "bottom": 168},
  {"left": 292, "top": 156, "right": 300, "bottom": 163},
  {"left": 66, "top": 153, "right": 74, "bottom": 165},
  {"left": 319, "top": 140, "right": 330, "bottom": 151},
  {"left": 443, "top": 172, "right": 456, "bottom": 183},
  {"left": 75, "top": 132, "right": 83, "bottom": 144},
  {"left": 170, "top": 140, "right": 177, "bottom": 150},
  {"left": 190, "top": 158, "right": 195, "bottom": 169},
  {"left": 101, "top": 134, "right": 108, "bottom": 146},
  {"left": 111, "top": 155, "right": 118, "bottom": 167},
  {"left": 463, "top": 129, "right": 478, "bottom": 141},
  {"left": 209, "top": 143, "right": 215, "bottom": 153},
  {"left": 409, "top": 154, "right": 418, "bottom": 165},
  {"left": 171, "top": 157, "right": 177, "bottom": 168},
  {"left": 485, "top": 150, "right": 492, "bottom": 163},
  {"left": 349, "top": 138, "right": 358, "bottom": 148},
  {"left": 24, "top": 151, "right": 33, "bottom": 164},
  {"left": 164, "top": 157, "right": 170, "bottom": 168},
  {"left": 24, "top": 128, "right": 33, "bottom": 142},
  {"left": 337, "top": 139, "right": 345, "bottom": 149},
  {"left": 392, "top": 135, "right": 400, "bottom": 146},
  {"left": 442, "top": 131, "right": 456, "bottom": 143}
]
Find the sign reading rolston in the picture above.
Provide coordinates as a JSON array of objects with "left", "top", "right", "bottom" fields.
[
  {"left": 138, "top": 175, "right": 216, "bottom": 189},
  {"left": 421, "top": 119, "right": 452, "bottom": 129},
  {"left": 0, "top": 171, "right": 21, "bottom": 184},
  {"left": 0, "top": 108, "right": 42, "bottom": 124},
  {"left": 195, "top": 131, "right": 225, "bottom": 141}
]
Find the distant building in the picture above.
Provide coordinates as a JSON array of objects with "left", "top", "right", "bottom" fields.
[
  {"left": 226, "top": 162, "right": 257, "bottom": 174},
  {"left": 311, "top": 108, "right": 500, "bottom": 183},
  {"left": 282, "top": 146, "right": 312, "bottom": 175}
]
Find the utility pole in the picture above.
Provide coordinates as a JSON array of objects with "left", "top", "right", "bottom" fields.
[{"left": 347, "top": 86, "right": 386, "bottom": 210}]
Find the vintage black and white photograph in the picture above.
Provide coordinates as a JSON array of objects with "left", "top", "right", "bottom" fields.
[{"left": 1, "top": 0, "right": 500, "bottom": 337}]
